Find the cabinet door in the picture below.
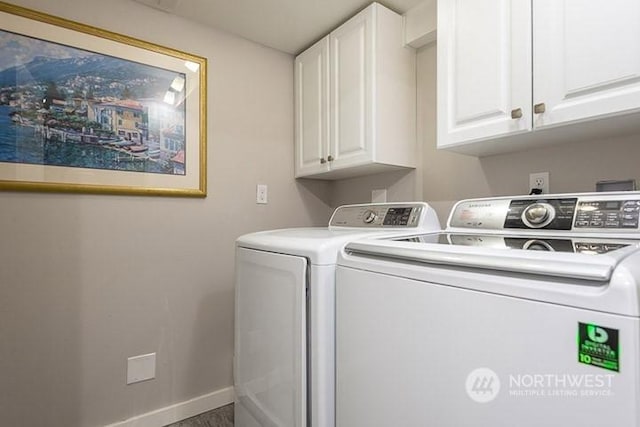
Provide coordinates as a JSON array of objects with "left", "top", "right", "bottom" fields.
[
  {"left": 329, "top": 6, "right": 374, "bottom": 169},
  {"left": 437, "top": 0, "right": 532, "bottom": 148},
  {"left": 534, "top": 0, "right": 640, "bottom": 129},
  {"left": 295, "top": 37, "right": 330, "bottom": 177}
]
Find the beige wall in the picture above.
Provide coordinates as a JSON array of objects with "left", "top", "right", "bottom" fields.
[
  {"left": 334, "top": 43, "right": 640, "bottom": 226},
  {"left": 0, "top": 1, "right": 331, "bottom": 426}
]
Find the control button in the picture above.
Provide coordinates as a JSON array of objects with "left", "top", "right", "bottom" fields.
[
  {"left": 575, "top": 220, "right": 589, "bottom": 227},
  {"left": 589, "top": 221, "right": 603, "bottom": 227},
  {"left": 605, "top": 221, "right": 620, "bottom": 227},
  {"left": 363, "top": 210, "right": 377, "bottom": 224},
  {"left": 622, "top": 221, "right": 638, "bottom": 228}
]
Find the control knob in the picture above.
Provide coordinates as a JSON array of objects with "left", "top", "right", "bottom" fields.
[
  {"left": 521, "top": 203, "right": 556, "bottom": 228},
  {"left": 363, "top": 210, "right": 378, "bottom": 224}
]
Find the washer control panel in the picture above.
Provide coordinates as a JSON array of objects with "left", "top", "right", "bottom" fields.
[
  {"left": 330, "top": 203, "right": 426, "bottom": 228},
  {"left": 574, "top": 200, "right": 640, "bottom": 229},
  {"left": 449, "top": 192, "right": 640, "bottom": 233},
  {"left": 505, "top": 198, "right": 577, "bottom": 230}
]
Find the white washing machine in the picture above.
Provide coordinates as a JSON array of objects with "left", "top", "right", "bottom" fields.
[
  {"left": 336, "top": 192, "right": 640, "bottom": 427},
  {"left": 234, "top": 202, "right": 440, "bottom": 427}
]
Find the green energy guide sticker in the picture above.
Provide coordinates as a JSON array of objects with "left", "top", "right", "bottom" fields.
[{"left": 578, "top": 323, "right": 619, "bottom": 372}]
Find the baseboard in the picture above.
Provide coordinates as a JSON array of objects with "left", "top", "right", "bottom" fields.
[{"left": 106, "top": 386, "right": 234, "bottom": 427}]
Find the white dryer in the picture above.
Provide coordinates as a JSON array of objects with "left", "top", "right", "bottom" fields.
[
  {"left": 336, "top": 192, "right": 640, "bottom": 427},
  {"left": 234, "top": 202, "right": 440, "bottom": 427}
]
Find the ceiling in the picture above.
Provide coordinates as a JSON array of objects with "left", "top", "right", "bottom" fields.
[{"left": 133, "top": 0, "right": 425, "bottom": 55}]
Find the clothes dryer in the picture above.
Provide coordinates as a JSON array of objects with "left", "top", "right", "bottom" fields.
[{"left": 234, "top": 202, "right": 440, "bottom": 427}]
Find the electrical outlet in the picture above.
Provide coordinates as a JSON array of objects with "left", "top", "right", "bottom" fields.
[
  {"left": 529, "top": 172, "right": 550, "bottom": 194},
  {"left": 256, "top": 184, "right": 268, "bottom": 204},
  {"left": 371, "top": 189, "right": 387, "bottom": 203},
  {"left": 127, "top": 353, "right": 156, "bottom": 385}
]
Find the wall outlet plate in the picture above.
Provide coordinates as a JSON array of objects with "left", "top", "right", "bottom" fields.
[
  {"left": 127, "top": 353, "right": 156, "bottom": 384},
  {"left": 529, "top": 172, "right": 549, "bottom": 194},
  {"left": 371, "top": 189, "right": 387, "bottom": 203},
  {"left": 256, "top": 184, "right": 268, "bottom": 204}
]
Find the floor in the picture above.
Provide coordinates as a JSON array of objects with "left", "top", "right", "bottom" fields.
[{"left": 165, "top": 404, "right": 233, "bottom": 427}]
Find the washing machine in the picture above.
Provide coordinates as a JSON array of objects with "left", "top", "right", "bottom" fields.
[
  {"left": 234, "top": 202, "right": 440, "bottom": 427},
  {"left": 336, "top": 192, "right": 640, "bottom": 427}
]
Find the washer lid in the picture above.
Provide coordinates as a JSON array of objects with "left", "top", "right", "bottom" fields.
[{"left": 344, "top": 233, "right": 640, "bottom": 281}]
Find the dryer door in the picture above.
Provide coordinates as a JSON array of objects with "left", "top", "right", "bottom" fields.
[{"left": 235, "top": 247, "right": 307, "bottom": 427}]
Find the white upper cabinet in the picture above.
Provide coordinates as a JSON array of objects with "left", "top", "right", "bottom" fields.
[
  {"left": 438, "top": 0, "right": 640, "bottom": 155},
  {"left": 295, "top": 37, "right": 330, "bottom": 177},
  {"left": 438, "top": 0, "right": 532, "bottom": 148},
  {"left": 295, "top": 3, "right": 416, "bottom": 179},
  {"left": 329, "top": 10, "right": 373, "bottom": 171},
  {"left": 534, "top": 0, "right": 640, "bottom": 129}
]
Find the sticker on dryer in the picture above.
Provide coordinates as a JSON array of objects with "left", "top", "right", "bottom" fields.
[{"left": 578, "top": 323, "right": 619, "bottom": 372}]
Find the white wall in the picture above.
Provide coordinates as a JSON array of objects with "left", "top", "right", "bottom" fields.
[{"left": 0, "top": 1, "right": 331, "bottom": 426}]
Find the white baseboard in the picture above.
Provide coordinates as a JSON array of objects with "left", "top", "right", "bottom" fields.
[{"left": 106, "top": 386, "right": 234, "bottom": 427}]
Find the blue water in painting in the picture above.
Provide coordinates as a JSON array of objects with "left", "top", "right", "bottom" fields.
[{"left": 0, "top": 105, "right": 170, "bottom": 174}]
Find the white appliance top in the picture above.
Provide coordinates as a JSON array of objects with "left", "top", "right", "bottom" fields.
[
  {"left": 236, "top": 202, "right": 440, "bottom": 265},
  {"left": 339, "top": 192, "right": 640, "bottom": 315}
]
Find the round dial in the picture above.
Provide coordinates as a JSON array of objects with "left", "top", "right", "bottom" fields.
[
  {"left": 521, "top": 203, "right": 556, "bottom": 228},
  {"left": 363, "top": 210, "right": 378, "bottom": 224}
]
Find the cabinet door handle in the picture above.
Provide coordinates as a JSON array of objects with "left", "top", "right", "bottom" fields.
[
  {"left": 320, "top": 158, "right": 326, "bottom": 164},
  {"left": 534, "top": 103, "right": 546, "bottom": 114},
  {"left": 327, "top": 155, "right": 334, "bottom": 162},
  {"left": 511, "top": 108, "right": 523, "bottom": 119}
]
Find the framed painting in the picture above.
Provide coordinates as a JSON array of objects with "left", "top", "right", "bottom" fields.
[{"left": 0, "top": 2, "right": 207, "bottom": 197}]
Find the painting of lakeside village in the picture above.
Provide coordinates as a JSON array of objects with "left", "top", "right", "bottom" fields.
[{"left": 0, "top": 29, "right": 187, "bottom": 176}]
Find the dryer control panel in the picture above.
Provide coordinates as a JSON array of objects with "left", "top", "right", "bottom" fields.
[
  {"left": 448, "top": 192, "right": 640, "bottom": 234},
  {"left": 329, "top": 203, "right": 430, "bottom": 228}
]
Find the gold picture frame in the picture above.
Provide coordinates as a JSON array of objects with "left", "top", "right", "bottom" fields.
[{"left": 0, "top": 2, "right": 207, "bottom": 197}]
